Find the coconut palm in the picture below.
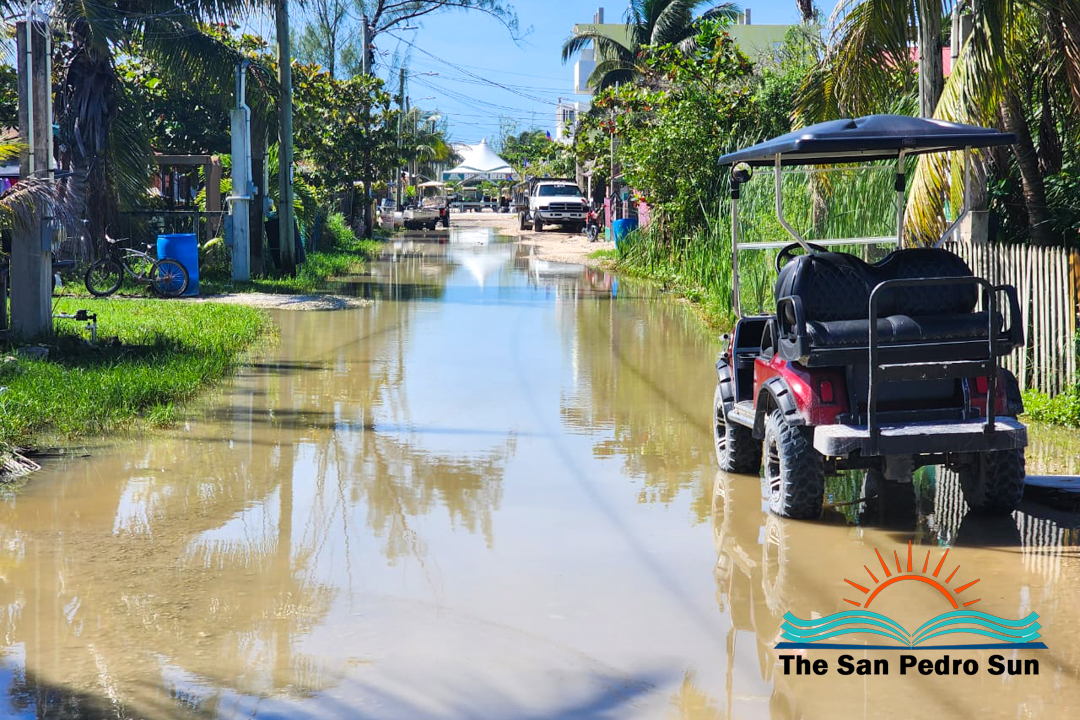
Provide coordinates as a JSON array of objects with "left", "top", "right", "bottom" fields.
[
  {"left": 561, "top": 0, "right": 742, "bottom": 90},
  {"left": 0, "top": 1, "right": 272, "bottom": 253},
  {"left": 800, "top": 0, "right": 1080, "bottom": 245}
]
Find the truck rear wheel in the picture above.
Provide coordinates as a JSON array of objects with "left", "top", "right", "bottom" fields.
[
  {"left": 763, "top": 409, "right": 824, "bottom": 519},
  {"left": 957, "top": 448, "right": 1025, "bottom": 515},
  {"left": 518, "top": 212, "right": 527, "bottom": 230},
  {"left": 713, "top": 385, "right": 761, "bottom": 473}
]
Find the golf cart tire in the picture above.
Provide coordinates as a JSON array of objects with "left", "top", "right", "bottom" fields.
[
  {"left": 533, "top": 216, "right": 543, "bottom": 232},
  {"left": 713, "top": 385, "right": 761, "bottom": 473},
  {"left": 763, "top": 408, "right": 824, "bottom": 520},
  {"left": 957, "top": 448, "right": 1025, "bottom": 515}
]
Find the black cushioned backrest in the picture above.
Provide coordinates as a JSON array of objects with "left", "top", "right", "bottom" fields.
[
  {"left": 774, "top": 252, "right": 871, "bottom": 321},
  {"left": 870, "top": 248, "right": 976, "bottom": 316}
]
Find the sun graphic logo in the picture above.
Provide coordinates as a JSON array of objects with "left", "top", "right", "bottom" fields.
[{"left": 778, "top": 542, "right": 1046, "bottom": 650}]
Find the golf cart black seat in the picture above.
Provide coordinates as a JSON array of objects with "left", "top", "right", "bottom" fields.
[{"left": 774, "top": 248, "right": 1022, "bottom": 366}]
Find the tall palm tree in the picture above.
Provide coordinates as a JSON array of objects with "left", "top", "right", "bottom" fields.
[
  {"left": 0, "top": 1, "right": 271, "bottom": 253},
  {"left": 561, "top": 0, "right": 742, "bottom": 90},
  {"left": 907, "top": 0, "right": 1080, "bottom": 245},
  {"left": 801, "top": 0, "right": 1080, "bottom": 245},
  {"left": 798, "top": 0, "right": 944, "bottom": 121}
]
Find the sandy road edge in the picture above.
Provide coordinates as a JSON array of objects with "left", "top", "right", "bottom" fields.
[{"left": 453, "top": 211, "right": 615, "bottom": 267}]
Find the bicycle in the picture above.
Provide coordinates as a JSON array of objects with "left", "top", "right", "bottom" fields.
[{"left": 84, "top": 236, "right": 189, "bottom": 298}]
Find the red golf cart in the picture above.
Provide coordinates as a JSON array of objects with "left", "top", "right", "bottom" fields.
[{"left": 713, "top": 115, "right": 1027, "bottom": 520}]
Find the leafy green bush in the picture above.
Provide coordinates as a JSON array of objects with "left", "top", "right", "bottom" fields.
[
  {"left": 323, "top": 211, "right": 358, "bottom": 250},
  {"left": 1022, "top": 387, "right": 1080, "bottom": 427}
]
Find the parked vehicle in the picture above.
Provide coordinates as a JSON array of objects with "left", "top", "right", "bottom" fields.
[
  {"left": 513, "top": 177, "right": 589, "bottom": 233},
  {"left": 403, "top": 181, "right": 450, "bottom": 231},
  {"left": 713, "top": 115, "right": 1027, "bottom": 520}
]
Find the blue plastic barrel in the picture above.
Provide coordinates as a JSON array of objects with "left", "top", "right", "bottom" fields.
[
  {"left": 156, "top": 233, "right": 199, "bottom": 296},
  {"left": 612, "top": 218, "right": 639, "bottom": 248}
]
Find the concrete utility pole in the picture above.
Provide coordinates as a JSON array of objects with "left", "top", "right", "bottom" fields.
[
  {"left": 395, "top": 67, "right": 406, "bottom": 210},
  {"left": 276, "top": 0, "right": 296, "bottom": 272},
  {"left": 230, "top": 60, "right": 252, "bottom": 280},
  {"left": 12, "top": 16, "right": 53, "bottom": 337}
]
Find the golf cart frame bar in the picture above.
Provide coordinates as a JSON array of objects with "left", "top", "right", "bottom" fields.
[
  {"left": 720, "top": 115, "right": 1018, "bottom": 454},
  {"left": 722, "top": 115, "right": 1016, "bottom": 319}
]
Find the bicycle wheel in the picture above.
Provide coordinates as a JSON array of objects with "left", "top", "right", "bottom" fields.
[
  {"left": 150, "top": 258, "right": 189, "bottom": 298},
  {"left": 85, "top": 258, "right": 124, "bottom": 297}
]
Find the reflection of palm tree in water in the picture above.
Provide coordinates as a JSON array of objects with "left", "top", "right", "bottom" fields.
[
  {"left": 0, "top": 429, "right": 335, "bottom": 717},
  {"left": 557, "top": 284, "right": 717, "bottom": 515},
  {"left": 0, "top": 260, "right": 516, "bottom": 716}
]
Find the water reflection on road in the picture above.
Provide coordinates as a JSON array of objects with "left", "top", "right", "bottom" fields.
[{"left": 0, "top": 227, "right": 1077, "bottom": 718}]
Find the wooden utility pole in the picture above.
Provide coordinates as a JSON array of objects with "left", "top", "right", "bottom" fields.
[
  {"left": 395, "top": 67, "right": 406, "bottom": 210},
  {"left": 952, "top": 0, "right": 988, "bottom": 243},
  {"left": 276, "top": 0, "right": 296, "bottom": 273},
  {"left": 12, "top": 18, "right": 53, "bottom": 337},
  {"left": 360, "top": 14, "right": 374, "bottom": 238}
]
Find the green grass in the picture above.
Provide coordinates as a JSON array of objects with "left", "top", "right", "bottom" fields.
[
  {"left": 0, "top": 297, "right": 271, "bottom": 454},
  {"left": 587, "top": 248, "right": 619, "bottom": 261},
  {"left": 200, "top": 233, "right": 381, "bottom": 295},
  {"left": 1021, "top": 387, "right": 1080, "bottom": 428}
]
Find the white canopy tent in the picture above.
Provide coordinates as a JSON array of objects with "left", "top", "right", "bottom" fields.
[{"left": 442, "top": 140, "right": 518, "bottom": 182}]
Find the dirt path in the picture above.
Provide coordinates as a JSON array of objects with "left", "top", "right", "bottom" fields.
[
  {"left": 453, "top": 211, "right": 615, "bottom": 266},
  {"left": 186, "top": 293, "right": 373, "bottom": 311}
]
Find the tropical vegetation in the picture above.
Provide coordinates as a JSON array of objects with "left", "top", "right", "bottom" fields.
[{"left": 566, "top": 0, "right": 1080, "bottom": 423}]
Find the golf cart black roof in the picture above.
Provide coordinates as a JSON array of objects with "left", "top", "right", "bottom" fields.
[{"left": 717, "top": 114, "right": 1016, "bottom": 167}]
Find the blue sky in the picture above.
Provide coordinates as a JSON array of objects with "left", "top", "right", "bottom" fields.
[{"left": 371, "top": 1, "right": 805, "bottom": 143}]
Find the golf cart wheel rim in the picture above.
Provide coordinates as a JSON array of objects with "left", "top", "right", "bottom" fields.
[
  {"left": 714, "top": 404, "right": 726, "bottom": 456},
  {"left": 766, "top": 436, "right": 782, "bottom": 500}
]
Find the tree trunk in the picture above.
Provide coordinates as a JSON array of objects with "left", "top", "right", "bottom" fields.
[
  {"left": 916, "top": 0, "right": 943, "bottom": 118},
  {"left": 1001, "top": 91, "right": 1057, "bottom": 246}
]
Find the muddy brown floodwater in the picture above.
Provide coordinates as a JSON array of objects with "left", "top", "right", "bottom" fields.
[{"left": 1, "top": 225, "right": 1078, "bottom": 719}]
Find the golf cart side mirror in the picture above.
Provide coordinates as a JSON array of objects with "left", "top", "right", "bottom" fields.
[{"left": 731, "top": 163, "right": 752, "bottom": 185}]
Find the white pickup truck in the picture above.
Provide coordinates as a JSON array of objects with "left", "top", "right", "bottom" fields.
[{"left": 517, "top": 178, "right": 589, "bottom": 233}]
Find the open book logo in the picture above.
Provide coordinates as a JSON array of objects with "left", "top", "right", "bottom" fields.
[{"left": 777, "top": 543, "right": 1047, "bottom": 650}]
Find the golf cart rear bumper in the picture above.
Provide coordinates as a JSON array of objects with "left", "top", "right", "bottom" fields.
[{"left": 813, "top": 417, "right": 1027, "bottom": 457}]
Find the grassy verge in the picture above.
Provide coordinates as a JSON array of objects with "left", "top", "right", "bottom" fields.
[
  {"left": 587, "top": 248, "right": 619, "bottom": 262},
  {"left": 1, "top": 297, "right": 271, "bottom": 461},
  {"left": 1021, "top": 387, "right": 1080, "bottom": 428},
  {"left": 200, "top": 233, "right": 381, "bottom": 295}
]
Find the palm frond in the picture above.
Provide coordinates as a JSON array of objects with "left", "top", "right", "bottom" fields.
[
  {"left": 651, "top": 0, "right": 708, "bottom": 46},
  {"left": 562, "top": 30, "right": 635, "bottom": 65},
  {"left": 0, "top": 175, "right": 83, "bottom": 234},
  {"left": 1056, "top": 0, "right": 1080, "bottom": 114},
  {"left": 826, "top": 0, "right": 918, "bottom": 115},
  {"left": 590, "top": 59, "right": 641, "bottom": 90}
]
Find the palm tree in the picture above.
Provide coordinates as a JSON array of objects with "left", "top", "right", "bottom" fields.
[
  {"left": 0, "top": 1, "right": 271, "bottom": 253},
  {"left": 908, "top": 0, "right": 1080, "bottom": 245},
  {"left": 561, "top": 0, "right": 742, "bottom": 90},
  {"left": 798, "top": 0, "right": 944, "bottom": 121},
  {"left": 801, "top": 0, "right": 1080, "bottom": 245}
]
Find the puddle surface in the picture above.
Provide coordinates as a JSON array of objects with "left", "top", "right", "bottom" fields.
[{"left": 1, "top": 227, "right": 1078, "bottom": 718}]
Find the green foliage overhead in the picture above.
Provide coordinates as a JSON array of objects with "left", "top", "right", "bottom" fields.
[
  {"left": 561, "top": 0, "right": 742, "bottom": 89},
  {"left": 499, "top": 129, "right": 574, "bottom": 178}
]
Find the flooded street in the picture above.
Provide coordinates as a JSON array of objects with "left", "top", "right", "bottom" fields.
[{"left": 1, "top": 226, "right": 1079, "bottom": 718}]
